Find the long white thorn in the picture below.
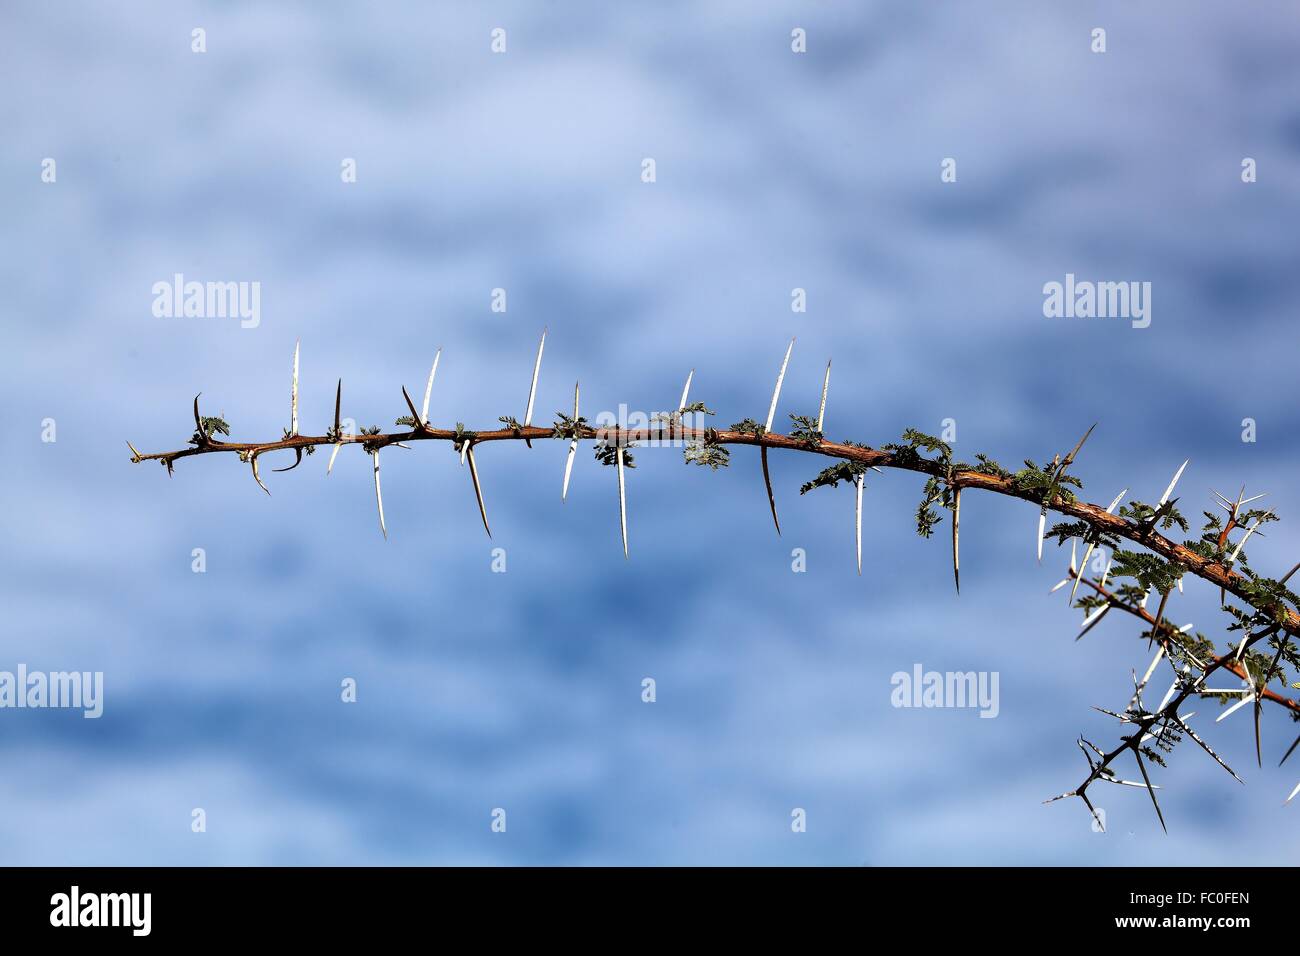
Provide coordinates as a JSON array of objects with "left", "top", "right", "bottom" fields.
[
  {"left": 951, "top": 486, "right": 961, "bottom": 594},
  {"left": 1158, "top": 459, "right": 1189, "bottom": 506},
  {"left": 855, "top": 473, "right": 864, "bottom": 576},
  {"left": 1158, "top": 664, "right": 1190, "bottom": 712},
  {"left": 1139, "top": 644, "right": 1166, "bottom": 692},
  {"left": 1287, "top": 780, "right": 1300, "bottom": 804},
  {"left": 467, "top": 445, "right": 491, "bottom": 537},
  {"left": 1216, "top": 695, "right": 1253, "bottom": 723},
  {"left": 1065, "top": 477, "right": 1121, "bottom": 601},
  {"left": 816, "top": 359, "right": 831, "bottom": 432},
  {"left": 372, "top": 449, "right": 386, "bottom": 539},
  {"left": 524, "top": 328, "right": 546, "bottom": 429},
  {"left": 421, "top": 348, "right": 442, "bottom": 423},
  {"left": 678, "top": 369, "right": 694, "bottom": 412},
  {"left": 1227, "top": 511, "right": 1271, "bottom": 565},
  {"left": 327, "top": 442, "right": 343, "bottom": 475},
  {"left": 562, "top": 380, "right": 579, "bottom": 501},
  {"left": 1036, "top": 512, "right": 1046, "bottom": 563},
  {"left": 290, "top": 339, "right": 300, "bottom": 435},
  {"left": 765, "top": 337, "right": 795, "bottom": 432},
  {"left": 616, "top": 446, "right": 628, "bottom": 558},
  {"left": 1075, "top": 603, "right": 1109, "bottom": 640}
]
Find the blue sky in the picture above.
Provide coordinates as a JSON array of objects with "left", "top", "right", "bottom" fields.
[{"left": 2, "top": 1, "right": 1299, "bottom": 864}]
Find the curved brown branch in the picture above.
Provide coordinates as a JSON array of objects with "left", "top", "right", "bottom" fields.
[{"left": 128, "top": 421, "right": 1300, "bottom": 638}]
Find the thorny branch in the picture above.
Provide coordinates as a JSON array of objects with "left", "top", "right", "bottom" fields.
[{"left": 127, "top": 333, "right": 1300, "bottom": 825}]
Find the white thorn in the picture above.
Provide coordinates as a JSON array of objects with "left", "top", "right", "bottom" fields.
[
  {"left": 1227, "top": 511, "right": 1271, "bottom": 565},
  {"left": 1070, "top": 542, "right": 1094, "bottom": 602},
  {"left": 1157, "top": 664, "right": 1190, "bottom": 712},
  {"left": 290, "top": 339, "right": 300, "bottom": 435},
  {"left": 1099, "top": 555, "right": 1113, "bottom": 588},
  {"left": 1077, "top": 603, "right": 1109, "bottom": 637},
  {"left": 421, "top": 348, "right": 442, "bottom": 423},
  {"left": 855, "top": 473, "right": 864, "bottom": 576},
  {"left": 616, "top": 446, "right": 628, "bottom": 558},
  {"left": 816, "top": 359, "right": 831, "bottom": 433},
  {"left": 326, "top": 442, "right": 343, "bottom": 475},
  {"left": 1106, "top": 488, "right": 1128, "bottom": 513},
  {"left": 765, "top": 337, "right": 795, "bottom": 433},
  {"left": 1070, "top": 539, "right": 1078, "bottom": 575},
  {"left": 562, "top": 380, "right": 579, "bottom": 501},
  {"left": 678, "top": 369, "right": 694, "bottom": 412},
  {"left": 562, "top": 442, "right": 577, "bottom": 500},
  {"left": 1216, "top": 695, "right": 1252, "bottom": 723},
  {"left": 1049, "top": 578, "right": 1071, "bottom": 594},
  {"left": 372, "top": 449, "right": 386, "bottom": 539},
  {"left": 467, "top": 445, "right": 491, "bottom": 537},
  {"left": 523, "top": 328, "right": 546, "bottom": 429},
  {"left": 951, "top": 486, "right": 961, "bottom": 594},
  {"left": 1036, "top": 512, "right": 1046, "bottom": 563},
  {"left": 1158, "top": 459, "right": 1188, "bottom": 506},
  {"left": 1287, "top": 780, "right": 1300, "bottom": 804},
  {"left": 1139, "top": 644, "right": 1166, "bottom": 689}
]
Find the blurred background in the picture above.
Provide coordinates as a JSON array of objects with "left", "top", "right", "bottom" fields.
[{"left": 2, "top": 1, "right": 1298, "bottom": 864}]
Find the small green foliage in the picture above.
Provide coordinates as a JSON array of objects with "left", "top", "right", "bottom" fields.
[
  {"left": 684, "top": 427, "right": 730, "bottom": 469},
  {"left": 1120, "top": 499, "right": 1188, "bottom": 534},
  {"left": 552, "top": 412, "right": 589, "bottom": 441},
  {"left": 359, "top": 425, "right": 383, "bottom": 454},
  {"left": 914, "top": 476, "right": 951, "bottom": 538},
  {"left": 395, "top": 415, "right": 419, "bottom": 428},
  {"left": 1140, "top": 743, "right": 1170, "bottom": 768},
  {"left": 498, "top": 415, "right": 523, "bottom": 435},
  {"left": 594, "top": 442, "right": 635, "bottom": 468},
  {"left": 970, "top": 453, "right": 1011, "bottom": 478},
  {"left": 1231, "top": 573, "right": 1300, "bottom": 628},
  {"left": 1011, "top": 459, "right": 1081, "bottom": 504},
  {"left": 731, "top": 418, "right": 766, "bottom": 437},
  {"left": 799, "top": 440, "right": 873, "bottom": 494},
  {"left": 799, "top": 460, "right": 866, "bottom": 494},
  {"left": 787, "top": 414, "right": 824, "bottom": 449},
  {"left": 1109, "top": 549, "right": 1184, "bottom": 595},
  {"left": 653, "top": 402, "right": 715, "bottom": 430},
  {"left": 190, "top": 416, "right": 231, "bottom": 444},
  {"left": 452, "top": 423, "right": 477, "bottom": 447},
  {"left": 882, "top": 428, "right": 952, "bottom": 467},
  {"left": 1047, "top": 520, "right": 1120, "bottom": 551}
]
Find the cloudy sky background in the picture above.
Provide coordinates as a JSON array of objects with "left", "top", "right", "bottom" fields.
[{"left": 2, "top": 1, "right": 1299, "bottom": 864}]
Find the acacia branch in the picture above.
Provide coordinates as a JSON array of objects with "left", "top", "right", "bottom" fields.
[
  {"left": 129, "top": 419, "right": 1300, "bottom": 637},
  {"left": 129, "top": 336, "right": 1300, "bottom": 827}
]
